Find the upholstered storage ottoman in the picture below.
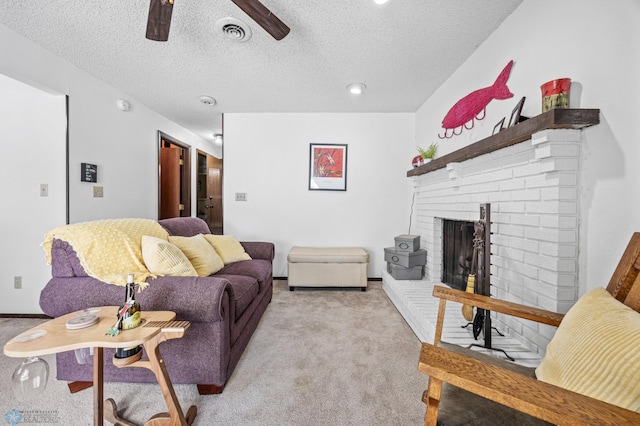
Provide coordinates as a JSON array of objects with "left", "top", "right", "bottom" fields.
[{"left": 287, "top": 246, "right": 369, "bottom": 291}]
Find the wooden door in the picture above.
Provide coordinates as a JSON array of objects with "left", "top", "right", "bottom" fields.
[
  {"left": 197, "top": 151, "right": 223, "bottom": 234},
  {"left": 208, "top": 166, "right": 223, "bottom": 234},
  {"left": 158, "top": 133, "right": 191, "bottom": 219},
  {"left": 160, "top": 148, "right": 181, "bottom": 219}
]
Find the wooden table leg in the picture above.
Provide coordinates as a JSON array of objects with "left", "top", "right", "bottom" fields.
[{"left": 93, "top": 347, "right": 103, "bottom": 426}]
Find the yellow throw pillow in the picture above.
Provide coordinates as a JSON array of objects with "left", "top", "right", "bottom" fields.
[
  {"left": 168, "top": 234, "right": 224, "bottom": 276},
  {"left": 203, "top": 235, "right": 251, "bottom": 265},
  {"left": 141, "top": 235, "right": 197, "bottom": 277},
  {"left": 535, "top": 287, "right": 640, "bottom": 411}
]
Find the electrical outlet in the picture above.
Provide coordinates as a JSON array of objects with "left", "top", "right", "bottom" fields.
[
  {"left": 235, "top": 192, "right": 247, "bottom": 201},
  {"left": 93, "top": 186, "right": 104, "bottom": 198},
  {"left": 40, "top": 184, "right": 48, "bottom": 197},
  {"left": 14, "top": 276, "right": 22, "bottom": 289}
]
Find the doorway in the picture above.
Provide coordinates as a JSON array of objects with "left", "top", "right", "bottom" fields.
[
  {"left": 158, "top": 132, "right": 191, "bottom": 219},
  {"left": 197, "top": 150, "right": 223, "bottom": 234}
]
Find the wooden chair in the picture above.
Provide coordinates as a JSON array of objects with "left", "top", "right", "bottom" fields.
[{"left": 418, "top": 232, "right": 640, "bottom": 425}]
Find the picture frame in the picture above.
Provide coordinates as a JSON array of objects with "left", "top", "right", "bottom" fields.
[
  {"left": 508, "top": 96, "right": 526, "bottom": 128},
  {"left": 309, "top": 143, "right": 348, "bottom": 191},
  {"left": 492, "top": 117, "right": 505, "bottom": 135}
]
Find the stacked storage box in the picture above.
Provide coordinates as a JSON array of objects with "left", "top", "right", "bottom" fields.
[{"left": 384, "top": 234, "right": 427, "bottom": 280}]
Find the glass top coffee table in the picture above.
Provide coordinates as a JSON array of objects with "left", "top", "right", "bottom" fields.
[{"left": 4, "top": 306, "right": 197, "bottom": 426}]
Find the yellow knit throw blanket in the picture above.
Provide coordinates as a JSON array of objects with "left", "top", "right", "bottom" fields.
[{"left": 43, "top": 218, "right": 169, "bottom": 288}]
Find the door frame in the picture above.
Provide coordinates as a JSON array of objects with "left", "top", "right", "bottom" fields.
[{"left": 157, "top": 131, "right": 191, "bottom": 219}]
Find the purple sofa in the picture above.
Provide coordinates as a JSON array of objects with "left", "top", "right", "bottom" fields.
[{"left": 39, "top": 217, "right": 274, "bottom": 394}]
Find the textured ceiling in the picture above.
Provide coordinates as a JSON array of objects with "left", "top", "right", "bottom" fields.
[{"left": 0, "top": 0, "right": 523, "bottom": 141}]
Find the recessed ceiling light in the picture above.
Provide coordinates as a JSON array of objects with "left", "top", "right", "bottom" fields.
[
  {"left": 213, "top": 134, "right": 223, "bottom": 145},
  {"left": 199, "top": 95, "right": 217, "bottom": 106},
  {"left": 374, "top": 0, "right": 389, "bottom": 4},
  {"left": 347, "top": 83, "right": 366, "bottom": 95}
]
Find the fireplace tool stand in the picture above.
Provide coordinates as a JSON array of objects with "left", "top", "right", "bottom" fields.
[{"left": 463, "top": 204, "right": 514, "bottom": 361}]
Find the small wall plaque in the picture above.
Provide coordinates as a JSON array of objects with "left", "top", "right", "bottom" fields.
[{"left": 81, "top": 163, "right": 97, "bottom": 183}]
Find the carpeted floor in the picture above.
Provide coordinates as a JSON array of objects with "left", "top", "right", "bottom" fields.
[{"left": 0, "top": 280, "right": 427, "bottom": 425}]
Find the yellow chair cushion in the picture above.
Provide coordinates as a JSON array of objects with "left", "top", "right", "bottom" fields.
[
  {"left": 168, "top": 234, "right": 225, "bottom": 276},
  {"left": 203, "top": 235, "right": 251, "bottom": 265},
  {"left": 536, "top": 287, "right": 640, "bottom": 411},
  {"left": 141, "top": 235, "right": 197, "bottom": 277}
]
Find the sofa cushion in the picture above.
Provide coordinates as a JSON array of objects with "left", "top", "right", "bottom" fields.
[
  {"left": 141, "top": 235, "right": 198, "bottom": 276},
  {"left": 217, "top": 259, "right": 272, "bottom": 291},
  {"left": 204, "top": 235, "right": 252, "bottom": 264},
  {"left": 217, "top": 274, "right": 259, "bottom": 320},
  {"left": 168, "top": 234, "right": 225, "bottom": 277},
  {"left": 159, "top": 217, "right": 211, "bottom": 237},
  {"left": 536, "top": 287, "right": 640, "bottom": 411}
]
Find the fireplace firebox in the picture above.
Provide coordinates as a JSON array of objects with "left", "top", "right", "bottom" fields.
[{"left": 441, "top": 220, "right": 475, "bottom": 291}]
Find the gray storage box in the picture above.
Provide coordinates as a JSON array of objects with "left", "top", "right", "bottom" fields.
[
  {"left": 384, "top": 247, "right": 427, "bottom": 268},
  {"left": 387, "top": 263, "right": 423, "bottom": 280},
  {"left": 394, "top": 234, "right": 420, "bottom": 252}
]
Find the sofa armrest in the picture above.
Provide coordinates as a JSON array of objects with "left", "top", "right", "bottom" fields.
[
  {"left": 241, "top": 242, "right": 275, "bottom": 261},
  {"left": 39, "top": 275, "right": 233, "bottom": 323}
]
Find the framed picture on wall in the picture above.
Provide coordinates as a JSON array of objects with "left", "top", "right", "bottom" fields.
[{"left": 309, "top": 143, "right": 348, "bottom": 191}]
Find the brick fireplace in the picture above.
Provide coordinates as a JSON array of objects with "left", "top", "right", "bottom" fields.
[{"left": 384, "top": 126, "right": 590, "bottom": 356}]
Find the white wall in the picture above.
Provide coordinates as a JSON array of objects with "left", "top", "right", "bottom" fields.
[
  {"left": 415, "top": 0, "right": 640, "bottom": 296},
  {"left": 224, "top": 113, "right": 415, "bottom": 277},
  {"left": 0, "top": 74, "right": 66, "bottom": 313},
  {"left": 0, "top": 24, "right": 219, "bottom": 313}
]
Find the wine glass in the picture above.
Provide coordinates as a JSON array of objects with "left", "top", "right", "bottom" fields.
[{"left": 11, "top": 356, "right": 49, "bottom": 399}]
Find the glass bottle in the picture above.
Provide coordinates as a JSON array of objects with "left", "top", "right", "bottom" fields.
[{"left": 114, "top": 273, "right": 142, "bottom": 360}]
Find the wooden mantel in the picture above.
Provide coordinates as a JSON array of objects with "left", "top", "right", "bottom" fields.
[{"left": 407, "top": 108, "right": 600, "bottom": 177}]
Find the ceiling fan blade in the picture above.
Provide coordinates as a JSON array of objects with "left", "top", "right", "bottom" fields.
[
  {"left": 146, "top": 0, "right": 174, "bottom": 42},
  {"left": 231, "top": 0, "right": 290, "bottom": 41}
]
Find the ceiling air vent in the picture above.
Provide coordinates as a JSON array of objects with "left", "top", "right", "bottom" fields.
[{"left": 215, "top": 17, "right": 252, "bottom": 42}]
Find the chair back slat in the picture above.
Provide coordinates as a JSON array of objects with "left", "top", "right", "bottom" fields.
[{"left": 606, "top": 232, "right": 640, "bottom": 311}]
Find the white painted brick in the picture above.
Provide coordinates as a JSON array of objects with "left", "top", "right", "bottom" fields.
[
  {"left": 499, "top": 178, "right": 526, "bottom": 191},
  {"left": 525, "top": 172, "right": 578, "bottom": 189},
  {"left": 531, "top": 129, "right": 581, "bottom": 144},
  {"left": 498, "top": 246, "right": 525, "bottom": 263},
  {"left": 539, "top": 215, "right": 578, "bottom": 229},
  {"left": 539, "top": 157, "right": 579, "bottom": 173},
  {"left": 510, "top": 214, "right": 539, "bottom": 227},
  {"left": 540, "top": 187, "right": 578, "bottom": 201},
  {"left": 539, "top": 242, "right": 577, "bottom": 258},
  {"left": 491, "top": 213, "right": 510, "bottom": 224},
  {"left": 534, "top": 143, "right": 580, "bottom": 160},
  {"left": 536, "top": 293, "right": 560, "bottom": 312},
  {"left": 512, "top": 188, "right": 541, "bottom": 201},
  {"left": 538, "top": 269, "right": 577, "bottom": 288},
  {"left": 496, "top": 223, "right": 525, "bottom": 238},
  {"left": 513, "top": 163, "right": 549, "bottom": 178},
  {"left": 526, "top": 200, "right": 576, "bottom": 215},
  {"left": 500, "top": 202, "right": 526, "bottom": 214},
  {"left": 508, "top": 237, "right": 539, "bottom": 253}
]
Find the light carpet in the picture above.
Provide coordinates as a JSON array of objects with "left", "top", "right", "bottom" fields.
[{"left": 0, "top": 280, "right": 427, "bottom": 425}]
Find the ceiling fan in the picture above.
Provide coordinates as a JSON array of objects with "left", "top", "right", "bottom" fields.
[{"left": 146, "top": 0, "right": 290, "bottom": 42}]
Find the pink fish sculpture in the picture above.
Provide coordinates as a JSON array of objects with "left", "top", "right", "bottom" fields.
[{"left": 438, "top": 60, "right": 514, "bottom": 139}]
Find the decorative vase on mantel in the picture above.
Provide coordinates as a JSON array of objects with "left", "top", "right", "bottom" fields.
[{"left": 541, "top": 78, "right": 571, "bottom": 112}]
